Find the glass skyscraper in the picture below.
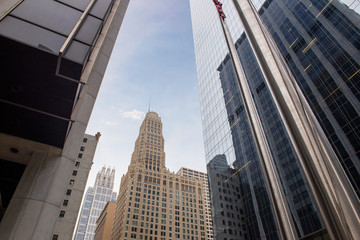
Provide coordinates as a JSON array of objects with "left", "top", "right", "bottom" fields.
[
  {"left": 75, "top": 167, "right": 117, "bottom": 240},
  {"left": 258, "top": 0, "right": 360, "bottom": 198},
  {"left": 189, "top": 0, "right": 359, "bottom": 239}
]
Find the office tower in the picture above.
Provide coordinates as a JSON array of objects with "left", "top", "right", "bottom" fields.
[
  {"left": 177, "top": 167, "right": 213, "bottom": 240},
  {"left": 0, "top": 0, "right": 129, "bottom": 239},
  {"left": 189, "top": 0, "right": 360, "bottom": 239},
  {"left": 111, "top": 112, "right": 208, "bottom": 240},
  {"left": 77, "top": 188, "right": 95, "bottom": 240},
  {"left": 207, "top": 155, "right": 245, "bottom": 240},
  {"left": 75, "top": 167, "right": 117, "bottom": 240},
  {"left": 94, "top": 201, "right": 117, "bottom": 240},
  {"left": 257, "top": 0, "right": 360, "bottom": 199},
  {"left": 53, "top": 133, "right": 101, "bottom": 240}
]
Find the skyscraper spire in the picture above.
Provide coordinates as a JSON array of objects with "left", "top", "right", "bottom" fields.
[
  {"left": 148, "top": 96, "right": 151, "bottom": 112},
  {"left": 130, "top": 111, "right": 165, "bottom": 169}
]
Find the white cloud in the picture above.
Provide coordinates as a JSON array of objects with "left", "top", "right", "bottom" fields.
[
  {"left": 102, "top": 120, "right": 119, "bottom": 126},
  {"left": 122, "top": 109, "right": 145, "bottom": 120},
  {"left": 110, "top": 105, "right": 124, "bottom": 112}
]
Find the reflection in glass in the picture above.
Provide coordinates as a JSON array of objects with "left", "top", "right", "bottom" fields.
[{"left": 190, "top": 0, "right": 360, "bottom": 239}]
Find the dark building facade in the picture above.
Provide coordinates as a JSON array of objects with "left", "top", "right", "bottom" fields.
[
  {"left": 258, "top": 0, "right": 360, "bottom": 198},
  {"left": 217, "top": 34, "right": 323, "bottom": 239},
  {"left": 190, "top": 0, "right": 359, "bottom": 239},
  {"left": 207, "top": 154, "right": 245, "bottom": 240}
]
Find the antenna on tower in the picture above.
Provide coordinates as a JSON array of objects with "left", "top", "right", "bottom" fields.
[{"left": 148, "top": 96, "right": 152, "bottom": 112}]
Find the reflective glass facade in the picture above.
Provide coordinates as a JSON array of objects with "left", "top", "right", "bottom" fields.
[
  {"left": 259, "top": 0, "right": 360, "bottom": 198},
  {"left": 207, "top": 155, "right": 245, "bottom": 239},
  {"left": 218, "top": 36, "right": 325, "bottom": 239},
  {"left": 190, "top": 0, "right": 359, "bottom": 239}
]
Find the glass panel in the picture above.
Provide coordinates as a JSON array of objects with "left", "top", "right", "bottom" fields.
[
  {"left": 0, "top": 16, "right": 65, "bottom": 54},
  {"left": 57, "top": 0, "right": 92, "bottom": 11},
  {"left": 90, "top": 0, "right": 113, "bottom": 19},
  {"left": 11, "top": 0, "right": 82, "bottom": 36},
  {"left": 75, "top": 15, "right": 102, "bottom": 45},
  {"left": 63, "top": 40, "right": 90, "bottom": 64}
]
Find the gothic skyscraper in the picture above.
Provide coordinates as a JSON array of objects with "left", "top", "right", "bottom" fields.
[{"left": 111, "top": 112, "right": 208, "bottom": 240}]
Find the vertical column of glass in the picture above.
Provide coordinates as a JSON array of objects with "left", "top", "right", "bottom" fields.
[
  {"left": 232, "top": 0, "right": 360, "bottom": 239},
  {"left": 215, "top": 7, "right": 298, "bottom": 240}
]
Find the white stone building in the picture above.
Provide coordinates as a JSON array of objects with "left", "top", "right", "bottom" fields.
[{"left": 75, "top": 167, "right": 117, "bottom": 240}]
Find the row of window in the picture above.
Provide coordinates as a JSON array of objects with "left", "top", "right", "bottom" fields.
[
  {"left": 58, "top": 143, "right": 85, "bottom": 219},
  {"left": 124, "top": 232, "right": 206, "bottom": 240}
]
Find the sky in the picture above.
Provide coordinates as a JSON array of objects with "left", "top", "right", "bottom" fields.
[
  {"left": 82, "top": 0, "right": 360, "bottom": 197},
  {"left": 85, "top": 0, "right": 205, "bottom": 192}
]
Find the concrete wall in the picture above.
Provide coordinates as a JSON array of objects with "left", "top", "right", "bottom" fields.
[{"left": 0, "top": 0, "right": 129, "bottom": 238}]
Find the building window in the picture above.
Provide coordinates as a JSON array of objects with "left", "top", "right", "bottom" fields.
[
  {"left": 83, "top": 138, "right": 87, "bottom": 143},
  {"left": 63, "top": 200, "right": 69, "bottom": 206},
  {"left": 52, "top": 235, "right": 59, "bottom": 240},
  {"left": 78, "top": 153, "right": 83, "bottom": 158},
  {"left": 59, "top": 211, "right": 65, "bottom": 217},
  {"left": 66, "top": 189, "right": 72, "bottom": 195},
  {"left": 69, "top": 179, "right": 75, "bottom": 186},
  {"left": 72, "top": 170, "right": 78, "bottom": 176},
  {"left": 75, "top": 161, "right": 80, "bottom": 167}
]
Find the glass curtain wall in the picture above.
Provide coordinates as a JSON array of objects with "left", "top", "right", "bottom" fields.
[{"left": 190, "top": 0, "right": 360, "bottom": 239}]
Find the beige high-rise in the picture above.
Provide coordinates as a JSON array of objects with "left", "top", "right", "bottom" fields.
[
  {"left": 111, "top": 112, "right": 208, "bottom": 240},
  {"left": 176, "top": 168, "right": 213, "bottom": 240},
  {"left": 95, "top": 201, "right": 117, "bottom": 240}
]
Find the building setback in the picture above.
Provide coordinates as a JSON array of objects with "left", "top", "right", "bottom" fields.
[
  {"left": 111, "top": 112, "right": 208, "bottom": 240},
  {"left": 176, "top": 167, "right": 214, "bottom": 240},
  {"left": 53, "top": 133, "right": 101, "bottom": 240},
  {"left": 0, "top": 0, "right": 129, "bottom": 239},
  {"left": 189, "top": 0, "right": 359, "bottom": 239},
  {"left": 94, "top": 201, "right": 117, "bottom": 240},
  {"left": 75, "top": 167, "right": 117, "bottom": 240}
]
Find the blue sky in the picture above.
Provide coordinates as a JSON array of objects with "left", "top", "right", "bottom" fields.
[
  {"left": 85, "top": 0, "right": 205, "bottom": 191},
  {"left": 82, "top": 0, "right": 360, "bottom": 193}
]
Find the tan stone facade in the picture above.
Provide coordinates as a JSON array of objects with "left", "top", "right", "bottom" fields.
[
  {"left": 111, "top": 112, "right": 208, "bottom": 240},
  {"left": 176, "top": 168, "right": 213, "bottom": 240},
  {"left": 95, "top": 201, "right": 116, "bottom": 240}
]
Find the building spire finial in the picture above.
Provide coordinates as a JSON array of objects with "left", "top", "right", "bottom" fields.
[{"left": 148, "top": 96, "right": 151, "bottom": 112}]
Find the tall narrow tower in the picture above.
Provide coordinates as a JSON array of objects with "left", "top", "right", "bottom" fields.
[{"left": 111, "top": 112, "right": 208, "bottom": 240}]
